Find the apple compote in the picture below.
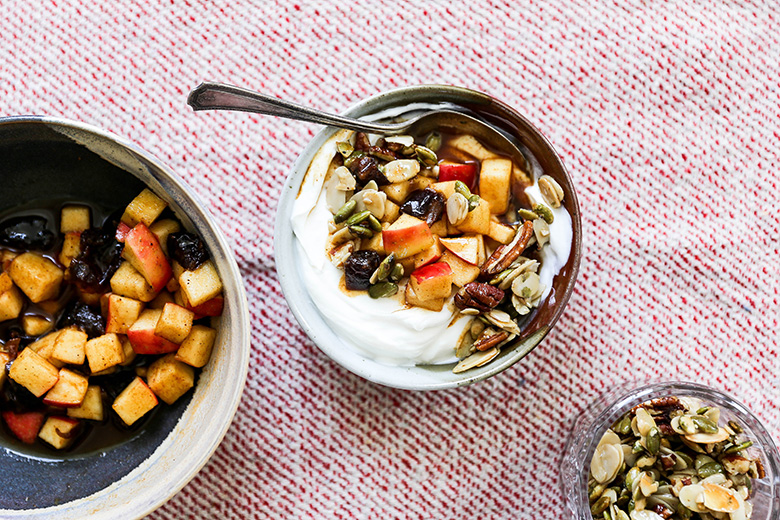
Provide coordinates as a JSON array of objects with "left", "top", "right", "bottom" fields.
[{"left": 0, "top": 189, "right": 223, "bottom": 453}]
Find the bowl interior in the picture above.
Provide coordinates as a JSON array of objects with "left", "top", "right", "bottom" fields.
[
  {"left": 0, "top": 118, "right": 249, "bottom": 518},
  {"left": 274, "top": 85, "right": 582, "bottom": 390}
]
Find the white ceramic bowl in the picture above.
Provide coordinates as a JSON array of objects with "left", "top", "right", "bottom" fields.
[
  {"left": 0, "top": 116, "right": 250, "bottom": 519},
  {"left": 274, "top": 85, "right": 581, "bottom": 390}
]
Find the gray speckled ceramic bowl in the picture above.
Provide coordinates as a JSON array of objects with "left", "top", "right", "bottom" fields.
[
  {"left": 274, "top": 85, "right": 582, "bottom": 390},
  {"left": 0, "top": 116, "right": 250, "bottom": 518}
]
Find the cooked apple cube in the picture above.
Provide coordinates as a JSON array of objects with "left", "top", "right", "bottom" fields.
[
  {"left": 27, "top": 331, "right": 65, "bottom": 368},
  {"left": 147, "top": 354, "right": 195, "bottom": 405},
  {"left": 380, "top": 199, "right": 400, "bottom": 224},
  {"left": 8, "top": 252, "right": 64, "bottom": 303},
  {"left": 60, "top": 205, "right": 91, "bottom": 233},
  {"left": 112, "top": 376, "right": 158, "bottom": 426},
  {"left": 438, "top": 161, "right": 478, "bottom": 189},
  {"left": 430, "top": 180, "right": 459, "bottom": 200},
  {"left": 122, "top": 223, "right": 172, "bottom": 293},
  {"left": 479, "top": 158, "right": 512, "bottom": 214},
  {"left": 154, "top": 302, "right": 194, "bottom": 344},
  {"left": 179, "top": 260, "right": 223, "bottom": 308},
  {"left": 37, "top": 299, "right": 63, "bottom": 315},
  {"left": 449, "top": 134, "right": 498, "bottom": 161},
  {"left": 0, "top": 281, "right": 24, "bottom": 322},
  {"left": 456, "top": 197, "right": 491, "bottom": 235},
  {"left": 411, "top": 235, "right": 444, "bottom": 269},
  {"left": 440, "top": 249, "right": 481, "bottom": 287},
  {"left": 440, "top": 236, "right": 480, "bottom": 265},
  {"left": 85, "top": 333, "right": 125, "bottom": 373},
  {"left": 186, "top": 295, "right": 224, "bottom": 318},
  {"left": 381, "top": 214, "right": 435, "bottom": 260},
  {"left": 361, "top": 230, "right": 385, "bottom": 255},
  {"left": 2, "top": 410, "right": 45, "bottom": 444},
  {"left": 176, "top": 325, "right": 217, "bottom": 368},
  {"left": 148, "top": 290, "right": 175, "bottom": 310},
  {"left": 0, "top": 352, "right": 10, "bottom": 386},
  {"left": 43, "top": 368, "right": 89, "bottom": 407},
  {"left": 404, "top": 282, "right": 444, "bottom": 312},
  {"left": 409, "top": 175, "right": 434, "bottom": 192},
  {"left": 9, "top": 347, "right": 60, "bottom": 397},
  {"left": 105, "top": 294, "right": 144, "bottom": 334},
  {"left": 39, "top": 416, "right": 80, "bottom": 449},
  {"left": 21, "top": 315, "right": 53, "bottom": 336},
  {"left": 120, "top": 338, "right": 137, "bottom": 366},
  {"left": 0, "top": 271, "right": 12, "bottom": 293},
  {"left": 487, "top": 219, "right": 515, "bottom": 245},
  {"left": 58, "top": 231, "right": 82, "bottom": 268},
  {"left": 110, "top": 261, "right": 157, "bottom": 302},
  {"left": 409, "top": 262, "right": 454, "bottom": 301},
  {"left": 121, "top": 188, "right": 167, "bottom": 227},
  {"left": 135, "top": 367, "right": 148, "bottom": 378},
  {"left": 127, "top": 309, "right": 180, "bottom": 354},
  {"left": 428, "top": 219, "right": 448, "bottom": 238},
  {"left": 67, "top": 385, "right": 104, "bottom": 421},
  {"left": 51, "top": 327, "right": 87, "bottom": 365},
  {"left": 379, "top": 181, "right": 413, "bottom": 205},
  {"left": 149, "top": 219, "right": 181, "bottom": 256}
]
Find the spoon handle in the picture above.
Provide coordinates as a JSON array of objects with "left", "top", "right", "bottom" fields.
[{"left": 187, "top": 82, "right": 402, "bottom": 134}]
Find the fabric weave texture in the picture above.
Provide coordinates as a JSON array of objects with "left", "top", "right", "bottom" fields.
[{"left": 1, "top": 1, "right": 778, "bottom": 518}]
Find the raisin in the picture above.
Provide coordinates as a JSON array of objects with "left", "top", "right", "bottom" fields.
[
  {"left": 400, "top": 188, "right": 445, "bottom": 226},
  {"left": 0, "top": 215, "right": 56, "bottom": 250},
  {"left": 69, "top": 223, "right": 124, "bottom": 292},
  {"left": 348, "top": 155, "right": 389, "bottom": 187},
  {"left": 167, "top": 232, "right": 209, "bottom": 271},
  {"left": 344, "top": 250, "right": 380, "bottom": 291},
  {"left": 57, "top": 301, "right": 105, "bottom": 338},
  {"left": 1, "top": 375, "right": 43, "bottom": 413}
]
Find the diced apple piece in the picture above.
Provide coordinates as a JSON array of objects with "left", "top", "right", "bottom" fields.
[
  {"left": 411, "top": 235, "right": 444, "bottom": 269},
  {"left": 3, "top": 410, "right": 45, "bottom": 444},
  {"left": 409, "top": 262, "right": 454, "bottom": 301},
  {"left": 479, "top": 157, "right": 512, "bottom": 214},
  {"left": 9, "top": 347, "right": 60, "bottom": 397},
  {"left": 51, "top": 327, "right": 87, "bottom": 365},
  {"left": 148, "top": 291, "right": 175, "bottom": 309},
  {"left": 27, "top": 331, "right": 64, "bottom": 368},
  {"left": 110, "top": 261, "right": 157, "bottom": 302},
  {"left": 127, "top": 309, "right": 180, "bottom": 354},
  {"left": 449, "top": 134, "right": 499, "bottom": 161},
  {"left": 440, "top": 236, "right": 481, "bottom": 265},
  {"left": 39, "top": 416, "right": 80, "bottom": 449},
  {"left": 106, "top": 294, "right": 144, "bottom": 334},
  {"left": 85, "top": 333, "right": 125, "bottom": 373},
  {"left": 154, "top": 303, "right": 194, "bottom": 344},
  {"left": 135, "top": 367, "right": 148, "bottom": 378},
  {"left": 176, "top": 325, "right": 217, "bottom": 368},
  {"left": 59, "top": 231, "right": 82, "bottom": 268},
  {"left": 430, "top": 180, "right": 459, "bottom": 200},
  {"left": 438, "top": 161, "right": 478, "bottom": 190},
  {"left": 441, "top": 249, "right": 482, "bottom": 287},
  {"left": 0, "top": 352, "right": 8, "bottom": 385},
  {"left": 0, "top": 272, "right": 12, "bottom": 293},
  {"left": 428, "top": 219, "right": 448, "bottom": 238},
  {"left": 43, "top": 368, "right": 89, "bottom": 407},
  {"left": 456, "top": 197, "right": 491, "bottom": 235},
  {"left": 487, "top": 219, "right": 515, "bottom": 245},
  {"left": 380, "top": 181, "right": 412, "bottom": 205},
  {"left": 380, "top": 200, "right": 400, "bottom": 224},
  {"left": 409, "top": 175, "right": 434, "bottom": 192},
  {"left": 149, "top": 219, "right": 181, "bottom": 256},
  {"left": 112, "top": 377, "right": 158, "bottom": 426},
  {"left": 122, "top": 223, "right": 172, "bottom": 292},
  {"left": 92, "top": 367, "right": 118, "bottom": 376},
  {"left": 21, "top": 315, "right": 53, "bottom": 336},
  {"left": 361, "top": 229, "right": 385, "bottom": 255},
  {"left": 116, "top": 221, "right": 132, "bottom": 242},
  {"left": 77, "top": 288, "right": 101, "bottom": 306},
  {"left": 147, "top": 354, "right": 195, "bottom": 405},
  {"left": 186, "top": 295, "right": 224, "bottom": 318},
  {"left": 0, "top": 277, "right": 24, "bottom": 322},
  {"left": 60, "top": 205, "right": 91, "bottom": 233},
  {"left": 120, "top": 338, "right": 137, "bottom": 366},
  {"left": 382, "top": 214, "right": 435, "bottom": 260},
  {"left": 8, "top": 252, "right": 64, "bottom": 303},
  {"left": 37, "top": 299, "right": 63, "bottom": 314},
  {"left": 179, "top": 260, "right": 223, "bottom": 308},
  {"left": 68, "top": 385, "right": 104, "bottom": 421},
  {"left": 404, "top": 282, "right": 444, "bottom": 312},
  {"left": 121, "top": 188, "right": 167, "bottom": 227}
]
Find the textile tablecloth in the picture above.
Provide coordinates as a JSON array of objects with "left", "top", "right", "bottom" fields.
[{"left": 2, "top": 1, "right": 778, "bottom": 518}]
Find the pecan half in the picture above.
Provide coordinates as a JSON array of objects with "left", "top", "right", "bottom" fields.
[
  {"left": 480, "top": 220, "right": 534, "bottom": 278},
  {"left": 630, "top": 397, "right": 684, "bottom": 414},
  {"left": 473, "top": 330, "right": 509, "bottom": 352},
  {"left": 454, "top": 282, "right": 504, "bottom": 312}
]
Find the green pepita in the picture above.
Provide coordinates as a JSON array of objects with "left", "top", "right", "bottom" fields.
[
  {"left": 489, "top": 269, "right": 512, "bottom": 286},
  {"left": 728, "top": 420, "right": 743, "bottom": 434},
  {"left": 389, "top": 263, "right": 404, "bottom": 282},
  {"left": 696, "top": 406, "right": 710, "bottom": 415},
  {"left": 724, "top": 440, "right": 753, "bottom": 454},
  {"left": 467, "top": 194, "right": 480, "bottom": 211},
  {"left": 590, "top": 496, "right": 610, "bottom": 516},
  {"left": 345, "top": 210, "right": 371, "bottom": 226},
  {"left": 454, "top": 180, "right": 472, "bottom": 199},
  {"left": 517, "top": 208, "right": 540, "bottom": 222},
  {"left": 632, "top": 440, "right": 644, "bottom": 454},
  {"left": 613, "top": 415, "right": 632, "bottom": 436},
  {"left": 371, "top": 253, "right": 395, "bottom": 283},
  {"left": 343, "top": 150, "right": 364, "bottom": 168},
  {"left": 589, "top": 483, "right": 606, "bottom": 501},
  {"left": 425, "top": 132, "right": 442, "bottom": 152},
  {"left": 348, "top": 225, "right": 373, "bottom": 238},
  {"left": 367, "top": 214, "right": 382, "bottom": 232},
  {"left": 368, "top": 281, "right": 398, "bottom": 299},
  {"left": 691, "top": 416, "right": 719, "bottom": 434},
  {"left": 333, "top": 200, "right": 357, "bottom": 223},
  {"left": 614, "top": 510, "right": 629, "bottom": 520},
  {"left": 645, "top": 427, "right": 661, "bottom": 455},
  {"left": 697, "top": 461, "right": 724, "bottom": 478},
  {"left": 415, "top": 145, "right": 438, "bottom": 167},
  {"left": 337, "top": 141, "right": 354, "bottom": 158},
  {"left": 533, "top": 203, "right": 554, "bottom": 224}
]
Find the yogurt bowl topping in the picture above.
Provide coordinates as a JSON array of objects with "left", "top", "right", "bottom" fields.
[{"left": 291, "top": 108, "right": 572, "bottom": 372}]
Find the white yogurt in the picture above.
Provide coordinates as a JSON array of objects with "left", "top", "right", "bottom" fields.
[{"left": 291, "top": 128, "right": 573, "bottom": 366}]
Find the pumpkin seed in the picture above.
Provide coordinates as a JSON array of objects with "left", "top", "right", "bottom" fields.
[
  {"left": 367, "top": 214, "right": 382, "bottom": 232},
  {"left": 425, "top": 132, "right": 442, "bottom": 152},
  {"left": 590, "top": 496, "right": 611, "bottom": 515},
  {"left": 724, "top": 441, "right": 753, "bottom": 454},
  {"left": 697, "top": 407, "right": 710, "bottom": 415},
  {"left": 518, "top": 208, "right": 539, "bottom": 221},
  {"left": 343, "top": 150, "right": 364, "bottom": 168},
  {"left": 333, "top": 200, "right": 357, "bottom": 223},
  {"left": 415, "top": 145, "right": 438, "bottom": 167},
  {"left": 454, "top": 180, "right": 472, "bottom": 199},
  {"left": 348, "top": 225, "right": 373, "bottom": 238},
  {"left": 337, "top": 141, "right": 354, "bottom": 157},
  {"left": 384, "top": 135, "right": 414, "bottom": 147},
  {"left": 389, "top": 263, "right": 404, "bottom": 282},
  {"left": 589, "top": 483, "right": 607, "bottom": 501},
  {"left": 533, "top": 203, "right": 554, "bottom": 224},
  {"left": 467, "top": 194, "right": 480, "bottom": 211},
  {"left": 692, "top": 416, "right": 719, "bottom": 434},
  {"left": 345, "top": 210, "right": 371, "bottom": 226},
  {"left": 613, "top": 415, "right": 632, "bottom": 436},
  {"left": 727, "top": 420, "right": 743, "bottom": 434},
  {"left": 697, "top": 461, "right": 725, "bottom": 478},
  {"left": 368, "top": 281, "right": 398, "bottom": 299},
  {"left": 370, "top": 253, "right": 395, "bottom": 284},
  {"left": 645, "top": 427, "right": 661, "bottom": 455}
]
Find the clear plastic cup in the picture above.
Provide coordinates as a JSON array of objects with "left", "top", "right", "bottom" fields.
[{"left": 561, "top": 381, "right": 780, "bottom": 519}]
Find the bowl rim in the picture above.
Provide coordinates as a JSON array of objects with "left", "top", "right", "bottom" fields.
[
  {"left": 274, "top": 84, "right": 582, "bottom": 390},
  {"left": 0, "top": 115, "right": 251, "bottom": 518}
]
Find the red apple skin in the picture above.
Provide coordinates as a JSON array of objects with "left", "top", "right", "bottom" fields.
[
  {"left": 42, "top": 395, "right": 82, "bottom": 408},
  {"left": 411, "top": 262, "right": 453, "bottom": 283},
  {"left": 124, "top": 223, "right": 172, "bottom": 292},
  {"left": 2, "top": 411, "right": 45, "bottom": 444},
  {"left": 187, "top": 296, "right": 224, "bottom": 319},
  {"left": 116, "top": 222, "right": 132, "bottom": 242},
  {"left": 438, "top": 162, "right": 478, "bottom": 190},
  {"left": 382, "top": 220, "right": 434, "bottom": 259},
  {"left": 127, "top": 327, "right": 180, "bottom": 355}
]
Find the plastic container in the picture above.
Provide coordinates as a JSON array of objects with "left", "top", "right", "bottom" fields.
[{"left": 561, "top": 381, "right": 780, "bottom": 519}]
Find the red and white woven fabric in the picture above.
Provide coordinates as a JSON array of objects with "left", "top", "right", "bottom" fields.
[{"left": 2, "top": 1, "right": 778, "bottom": 518}]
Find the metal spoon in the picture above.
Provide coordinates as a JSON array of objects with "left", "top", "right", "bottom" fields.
[{"left": 187, "top": 82, "right": 523, "bottom": 159}]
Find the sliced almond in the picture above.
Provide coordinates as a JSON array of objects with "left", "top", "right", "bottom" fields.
[
  {"left": 701, "top": 482, "right": 740, "bottom": 513},
  {"left": 452, "top": 347, "right": 499, "bottom": 374},
  {"left": 678, "top": 484, "right": 708, "bottom": 513},
  {"left": 590, "top": 442, "right": 623, "bottom": 484},
  {"left": 685, "top": 427, "right": 730, "bottom": 444}
]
